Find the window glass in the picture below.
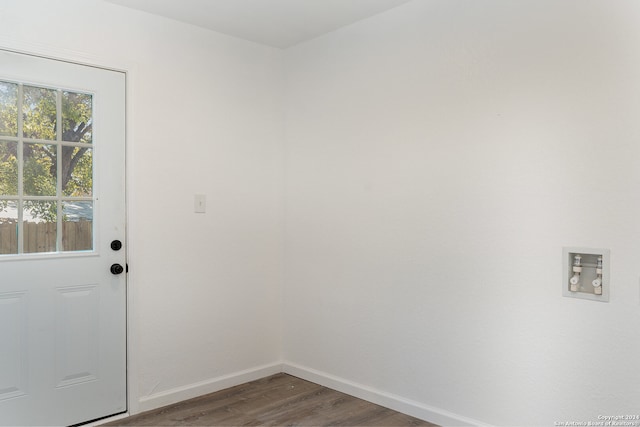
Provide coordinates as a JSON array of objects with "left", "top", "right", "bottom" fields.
[
  {"left": 0, "top": 82, "right": 18, "bottom": 137},
  {"left": 0, "top": 80, "right": 94, "bottom": 255},
  {"left": 62, "top": 201, "right": 93, "bottom": 251},
  {"left": 0, "top": 140, "right": 18, "bottom": 195},
  {"left": 62, "top": 91, "right": 92, "bottom": 143},
  {"left": 23, "top": 85, "right": 57, "bottom": 140},
  {"left": 23, "top": 143, "right": 57, "bottom": 196},
  {"left": 23, "top": 200, "right": 57, "bottom": 254}
]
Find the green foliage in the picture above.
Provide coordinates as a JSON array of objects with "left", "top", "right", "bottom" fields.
[
  {"left": 63, "top": 147, "right": 92, "bottom": 197},
  {"left": 23, "top": 144, "right": 57, "bottom": 196},
  {"left": 62, "top": 91, "right": 92, "bottom": 143},
  {"left": 24, "top": 200, "right": 57, "bottom": 223},
  {"left": 0, "top": 142, "right": 18, "bottom": 196},
  {"left": 0, "top": 84, "right": 18, "bottom": 219},
  {"left": 0, "top": 81, "right": 18, "bottom": 137},
  {"left": 23, "top": 86, "right": 57, "bottom": 140},
  {"left": 0, "top": 81, "right": 93, "bottom": 222}
]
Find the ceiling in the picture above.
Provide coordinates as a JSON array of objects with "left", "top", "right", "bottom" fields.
[{"left": 104, "top": 0, "right": 412, "bottom": 48}]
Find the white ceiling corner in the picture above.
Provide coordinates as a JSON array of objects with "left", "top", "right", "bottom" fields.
[{"left": 104, "top": 0, "right": 413, "bottom": 48}]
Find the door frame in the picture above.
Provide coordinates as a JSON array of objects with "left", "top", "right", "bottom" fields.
[{"left": 0, "top": 39, "right": 141, "bottom": 420}]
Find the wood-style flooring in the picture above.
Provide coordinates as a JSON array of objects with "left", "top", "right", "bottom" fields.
[{"left": 104, "top": 373, "right": 438, "bottom": 427}]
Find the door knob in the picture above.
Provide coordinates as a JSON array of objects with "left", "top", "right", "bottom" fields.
[
  {"left": 111, "top": 240, "right": 123, "bottom": 251},
  {"left": 110, "top": 263, "right": 124, "bottom": 275}
]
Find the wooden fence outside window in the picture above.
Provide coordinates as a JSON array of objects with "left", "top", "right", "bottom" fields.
[{"left": 0, "top": 220, "right": 92, "bottom": 254}]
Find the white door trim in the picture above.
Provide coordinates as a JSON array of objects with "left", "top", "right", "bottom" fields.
[{"left": 0, "top": 37, "right": 142, "bottom": 418}]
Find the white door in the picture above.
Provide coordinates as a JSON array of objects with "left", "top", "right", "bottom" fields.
[{"left": 0, "top": 50, "right": 126, "bottom": 426}]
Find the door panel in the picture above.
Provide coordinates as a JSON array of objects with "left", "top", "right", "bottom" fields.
[
  {"left": 0, "top": 292, "right": 27, "bottom": 401},
  {"left": 0, "top": 50, "right": 126, "bottom": 426},
  {"left": 55, "top": 284, "right": 100, "bottom": 388}
]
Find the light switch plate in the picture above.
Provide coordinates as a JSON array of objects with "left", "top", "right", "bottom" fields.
[
  {"left": 562, "top": 247, "right": 610, "bottom": 302},
  {"left": 194, "top": 194, "right": 206, "bottom": 213}
]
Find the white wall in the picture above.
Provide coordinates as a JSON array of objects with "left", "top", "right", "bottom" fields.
[
  {"left": 0, "top": 0, "right": 284, "bottom": 412},
  {"left": 4, "top": 0, "right": 640, "bottom": 425},
  {"left": 283, "top": 0, "right": 640, "bottom": 425}
]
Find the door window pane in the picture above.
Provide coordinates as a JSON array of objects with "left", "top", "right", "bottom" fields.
[
  {"left": 0, "top": 82, "right": 18, "bottom": 137},
  {"left": 0, "top": 201, "right": 18, "bottom": 254},
  {"left": 62, "top": 91, "right": 92, "bottom": 143},
  {"left": 0, "top": 141, "right": 18, "bottom": 196},
  {"left": 62, "top": 147, "right": 92, "bottom": 197},
  {"left": 0, "top": 81, "right": 95, "bottom": 256},
  {"left": 23, "top": 143, "right": 57, "bottom": 196},
  {"left": 23, "top": 201, "right": 57, "bottom": 253},
  {"left": 23, "top": 85, "right": 57, "bottom": 140},
  {"left": 62, "top": 201, "right": 92, "bottom": 251}
]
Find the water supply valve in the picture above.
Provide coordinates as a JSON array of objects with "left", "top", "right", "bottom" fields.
[{"left": 563, "top": 248, "right": 610, "bottom": 302}]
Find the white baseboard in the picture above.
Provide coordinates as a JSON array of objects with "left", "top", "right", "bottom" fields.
[
  {"left": 133, "top": 361, "right": 491, "bottom": 427},
  {"left": 282, "top": 362, "right": 493, "bottom": 427},
  {"left": 137, "top": 362, "right": 283, "bottom": 413}
]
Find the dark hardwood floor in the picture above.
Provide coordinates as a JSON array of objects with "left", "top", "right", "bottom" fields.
[{"left": 104, "top": 373, "right": 438, "bottom": 426}]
